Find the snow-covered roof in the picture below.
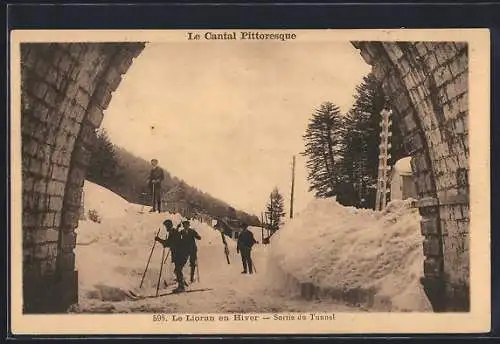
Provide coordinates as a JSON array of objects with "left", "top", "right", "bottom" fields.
[{"left": 393, "top": 157, "right": 413, "bottom": 175}]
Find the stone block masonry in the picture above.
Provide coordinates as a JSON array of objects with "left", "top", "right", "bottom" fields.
[
  {"left": 353, "top": 41, "right": 469, "bottom": 312},
  {"left": 21, "top": 43, "right": 145, "bottom": 313}
]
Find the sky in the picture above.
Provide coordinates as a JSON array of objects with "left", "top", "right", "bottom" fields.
[{"left": 101, "top": 41, "right": 371, "bottom": 216}]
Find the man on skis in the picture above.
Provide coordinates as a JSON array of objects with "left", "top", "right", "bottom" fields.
[
  {"left": 237, "top": 223, "right": 257, "bottom": 274},
  {"left": 180, "top": 219, "right": 202, "bottom": 283},
  {"left": 155, "top": 219, "right": 202, "bottom": 292},
  {"left": 148, "top": 159, "right": 164, "bottom": 213},
  {"left": 155, "top": 219, "right": 187, "bottom": 293}
]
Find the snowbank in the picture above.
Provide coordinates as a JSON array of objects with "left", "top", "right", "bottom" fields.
[
  {"left": 82, "top": 181, "right": 143, "bottom": 219},
  {"left": 267, "top": 198, "right": 432, "bottom": 312}
]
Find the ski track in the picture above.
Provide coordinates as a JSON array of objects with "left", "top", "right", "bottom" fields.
[{"left": 73, "top": 210, "right": 360, "bottom": 314}]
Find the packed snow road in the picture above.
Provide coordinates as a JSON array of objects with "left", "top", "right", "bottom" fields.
[{"left": 72, "top": 210, "right": 359, "bottom": 314}]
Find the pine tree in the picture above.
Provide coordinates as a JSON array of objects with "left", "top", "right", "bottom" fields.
[
  {"left": 342, "top": 74, "right": 384, "bottom": 188},
  {"left": 302, "top": 102, "right": 345, "bottom": 198},
  {"left": 265, "top": 187, "right": 286, "bottom": 234},
  {"left": 341, "top": 73, "right": 406, "bottom": 208},
  {"left": 86, "top": 129, "right": 122, "bottom": 189}
]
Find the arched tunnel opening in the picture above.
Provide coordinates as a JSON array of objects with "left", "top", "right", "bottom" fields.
[{"left": 18, "top": 41, "right": 469, "bottom": 313}]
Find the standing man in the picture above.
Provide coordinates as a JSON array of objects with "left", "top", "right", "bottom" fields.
[
  {"left": 155, "top": 219, "right": 187, "bottom": 293},
  {"left": 180, "top": 219, "right": 202, "bottom": 283},
  {"left": 237, "top": 223, "right": 257, "bottom": 274},
  {"left": 148, "top": 159, "right": 164, "bottom": 213}
]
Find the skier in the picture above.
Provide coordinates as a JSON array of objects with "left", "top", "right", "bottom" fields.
[
  {"left": 180, "top": 219, "right": 202, "bottom": 283},
  {"left": 148, "top": 159, "right": 164, "bottom": 213},
  {"left": 155, "top": 219, "right": 187, "bottom": 293},
  {"left": 237, "top": 223, "right": 257, "bottom": 274}
]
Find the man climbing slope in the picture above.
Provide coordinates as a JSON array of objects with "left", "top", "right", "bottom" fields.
[
  {"left": 155, "top": 218, "right": 202, "bottom": 292},
  {"left": 148, "top": 158, "right": 164, "bottom": 213},
  {"left": 180, "top": 219, "right": 202, "bottom": 283},
  {"left": 155, "top": 219, "right": 186, "bottom": 293},
  {"left": 237, "top": 223, "right": 257, "bottom": 274}
]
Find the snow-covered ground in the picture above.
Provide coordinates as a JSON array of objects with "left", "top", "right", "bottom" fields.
[
  {"left": 82, "top": 181, "right": 144, "bottom": 219},
  {"left": 72, "top": 181, "right": 358, "bottom": 313},
  {"left": 268, "top": 198, "right": 433, "bottom": 312},
  {"left": 72, "top": 181, "right": 430, "bottom": 313}
]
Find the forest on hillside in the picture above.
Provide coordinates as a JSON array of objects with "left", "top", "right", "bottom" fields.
[{"left": 86, "top": 135, "right": 260, "bottom": 226}]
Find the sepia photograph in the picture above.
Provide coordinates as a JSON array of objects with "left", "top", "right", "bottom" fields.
[{"left": 10, "top": 29, "right": 490, "bottom": 334}]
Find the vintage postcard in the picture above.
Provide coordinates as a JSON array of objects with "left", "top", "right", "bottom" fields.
[{"left": 10, "top": 29, "right": 490, "bottom": 335}]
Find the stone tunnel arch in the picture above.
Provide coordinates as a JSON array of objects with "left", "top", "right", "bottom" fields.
[{"left": 19, "top": 41, "right": 469, "bottom": 313}]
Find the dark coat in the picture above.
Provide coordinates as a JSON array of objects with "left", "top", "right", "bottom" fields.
[
  {"left": 148, "top": 166, "right": 165, "bottom": 186},
  {"left": 237, "top": 229, "right": 257, "bottom": 252},
  {"left": 181, "top": 228, "right": 201, "bottom": 254},
  {"left": 158, "top": 227, "right": 201, "bottom": 262},
  {"left": 158, "top": 229, "right": 183, "bottom": 263}
]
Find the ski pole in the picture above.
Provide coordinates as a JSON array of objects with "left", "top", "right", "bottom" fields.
[
  {"left": 250, "top": 249, "right": 257, "bottom": 273},
  {"left": 156, "top": 246, "right": 166, "bottom": 296},
  {"left": 152, "top": 183, "right": 155, "bottom": 211},
  {"left": 196, "top": 258, "right": 200, "bottom": 282},
  {"left": 139, "top": 228, "right": 161, "bottom": 289}
]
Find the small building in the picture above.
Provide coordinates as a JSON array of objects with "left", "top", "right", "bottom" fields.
[{"left": 389, "top": 157, "right": 418, "bottom": 201}]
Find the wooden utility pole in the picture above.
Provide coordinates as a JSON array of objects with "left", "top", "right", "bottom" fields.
[
  {"left": 264, "top": 212, "right": 270, "bottom": 239},
  {"left": 375, "top": 106, "right": 393, "bottom": 211},
  {"left": 261, "top": 212, "right": 264, "bottom": 243},
  {"left": 290, "top": 155, "right": 296, "bottom": 219},
  {"left": 268, "top": 193, "right": 273, "bottom": 234}
]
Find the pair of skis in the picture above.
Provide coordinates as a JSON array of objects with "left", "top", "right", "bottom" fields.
[
  {"left": 217, "top": 224, "right": 257, "bottom": 273},
  {"left": 127, "top": 287, "right": 213, "bottom": 300},
  {"left": 220, "top": 229, "right": 231, "bottom": 264},
  {"left": 134, "top": 227, "right": 204, "bottom": 300}
]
